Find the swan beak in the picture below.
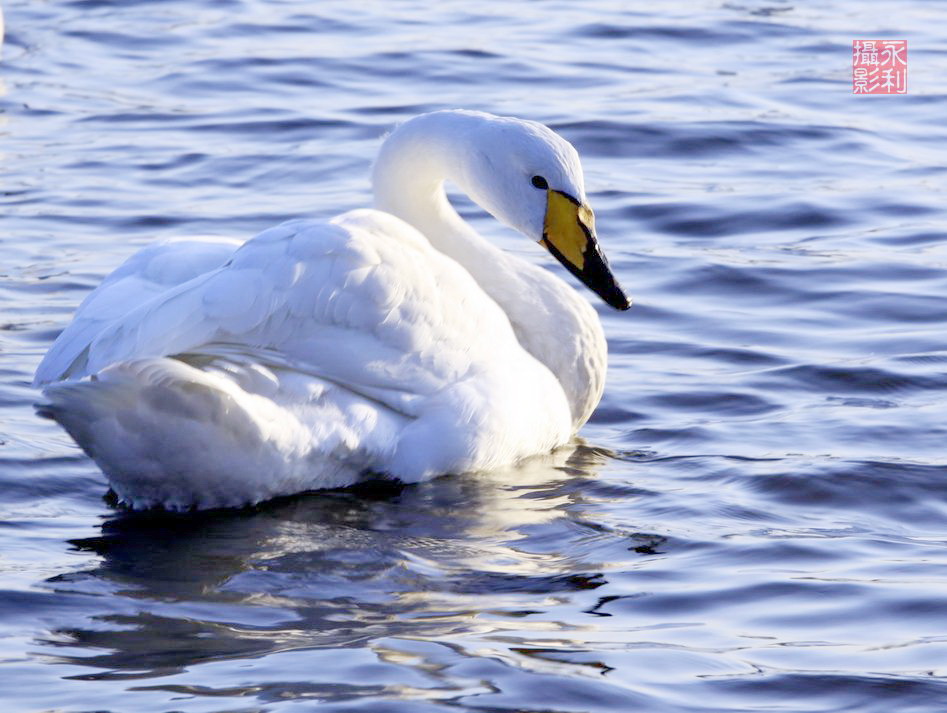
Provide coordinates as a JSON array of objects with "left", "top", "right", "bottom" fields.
[{"left": 539, "top": 190, "right": 632, "bottom": 311}]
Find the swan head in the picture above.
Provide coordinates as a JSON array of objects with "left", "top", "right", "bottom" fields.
[{"left": 452, "top": 112, "right": 631, "bottom": 311}]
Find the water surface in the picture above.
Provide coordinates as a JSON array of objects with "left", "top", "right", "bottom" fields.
[{"left": 3, "top": 1, "right": 947, "bottom": 711}]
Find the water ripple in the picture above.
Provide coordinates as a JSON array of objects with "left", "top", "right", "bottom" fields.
[{"left": 3, "top": 0, "right": 947, "bottom": 711}]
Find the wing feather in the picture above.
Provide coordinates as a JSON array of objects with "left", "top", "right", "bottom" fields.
[
  {"left": 40, "top": 212, "right": 523, "bottom": 421},
  {"left": 34, "top": 236, "right": 242, "bottom": 385}
]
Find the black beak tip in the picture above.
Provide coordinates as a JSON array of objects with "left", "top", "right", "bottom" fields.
[
  {"left": 583, "top": 243, "right": 631, "bottom": 312},
  {"left": 602, "top": 285, "right": 632, "bottom": 311},
  {"left": 543, "top": 234, "right": 633, "bottom": 312}
]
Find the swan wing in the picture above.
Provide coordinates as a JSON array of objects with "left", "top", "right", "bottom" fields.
[
  {"left": 34, "top": 235, "right": 242, "bottom": 385},
  {"left": 48, "top": 211, "right": 523, "bottom": 417}
]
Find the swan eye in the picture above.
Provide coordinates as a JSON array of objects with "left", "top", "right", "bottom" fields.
[{"left": 530, "top": 175, "right": 548, "bottom": 190}]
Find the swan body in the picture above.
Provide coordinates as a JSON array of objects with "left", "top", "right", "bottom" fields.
[{"left": 36, "top": 110, "right": 630, "bottom": 510}]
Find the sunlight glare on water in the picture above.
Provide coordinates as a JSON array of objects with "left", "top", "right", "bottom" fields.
[{"left": 2, "top": 0, "right": 947, "bottom": 711}]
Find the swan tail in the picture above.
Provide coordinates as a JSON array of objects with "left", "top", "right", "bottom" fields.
[{"left": 39, "top": 358, "right": 362, "bottom": 510}]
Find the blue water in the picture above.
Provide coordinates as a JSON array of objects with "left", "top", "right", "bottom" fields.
[{"left": 3, "top": 1, "right": 947, "bottom": 710}]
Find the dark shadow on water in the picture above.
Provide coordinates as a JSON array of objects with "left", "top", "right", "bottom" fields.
[{"left": 38, "top": 444, "right": 648, "bottom": 681}]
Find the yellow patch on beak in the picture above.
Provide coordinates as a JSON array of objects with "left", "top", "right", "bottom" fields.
[{"left": 541, "top": 190, "right": 595, "bottom": 270}]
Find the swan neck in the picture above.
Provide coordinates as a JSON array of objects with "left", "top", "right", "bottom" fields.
[
  {"left": 370, "top": 112, "right": 607, "bottom": 431},
  {"left": 371, "top": 112, "right": 482, "bottom": 256}
]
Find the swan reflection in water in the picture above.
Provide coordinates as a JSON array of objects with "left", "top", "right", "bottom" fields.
[{"left": 39, "top": 444, "right": 662, "bottom": 700}]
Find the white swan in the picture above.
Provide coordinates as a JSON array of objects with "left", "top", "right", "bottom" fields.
[{"left": 35, "top": 110, "right": 630, "bottom": 510}]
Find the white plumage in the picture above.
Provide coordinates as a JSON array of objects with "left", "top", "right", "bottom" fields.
[{"left": 35, "top": 110, "right": 629, "bottom": 510}]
